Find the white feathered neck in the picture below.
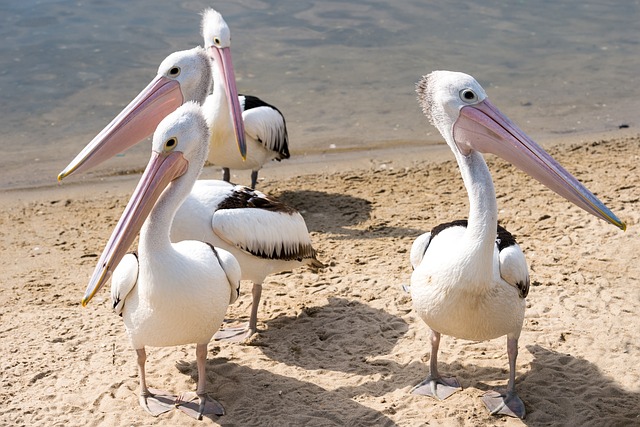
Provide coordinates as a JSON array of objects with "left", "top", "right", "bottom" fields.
[
  {"left": 140, "top": 103, "right": 210, "bottom": 254},
  {"left": 417, "top": 71, "right": 497, "bottom": 279}
]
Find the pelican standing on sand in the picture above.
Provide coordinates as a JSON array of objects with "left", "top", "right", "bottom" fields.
[
  {"left": 201, "top": 8, "right": 290, "bottom": 189},
  {"left": 81, "top": 103, "right": 242, "bottom": 420},
  {"left": 409, "top": 71, "right": 625, "bottom": 419},
  {"left": 58, "top": 47, "right": 321, "bottom": 342},
  {"left": 172, "top": 179, "right": 323, "bottom": 341}
]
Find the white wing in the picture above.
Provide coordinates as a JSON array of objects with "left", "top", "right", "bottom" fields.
[
  {"left": 243, "top": 106, "right": 288, "bottom": 157},
  {"left": 212, "top": 207, "right": 316, "bottom": 261},
  {"left": 111, "top": 252, "right": 139, "bottom": 315},
  {"left": 498, "top": 243, "right": 530, "bottom": 298},
  {"left": 410, "top": 232, "right": 432, "bottom": 269},
  {"left": 209, "top": 246, "right": 241, "bottom": 304}
]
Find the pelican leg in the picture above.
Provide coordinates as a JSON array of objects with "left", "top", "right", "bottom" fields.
[
  {"left": 222, "top": 168, "right": 231, "bottom": 183},
  {"left": 135, "top": 348, "right": 175, "bottom": 416},
  {"left": 250, "top": 170, "right": 259, "bottom": 189},
  {"left": 411, "top": 330, "right": 462, "bottom": 400},
  {"left": 481, "top": 337, "right": 526, "bottom": 419},
  {"left": 247, "top": 282, "right": 262, "bottom": 335},
  {"left": 176, "top": 344, "right": 225, "bottom": 419},
  {"left": 213, "top": 282, "right": 262, "bottom": 342}
]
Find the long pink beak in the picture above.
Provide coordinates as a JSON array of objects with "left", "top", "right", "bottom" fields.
[
  {"left": 81, "top": 150, "right": 188, "bottom": 306},
  {"left": 58, "top": 76, "right": 184, "bottom": 180},
  {"left": 453, "top": 99, "right": 625, "bottom": 230},
  {"left": 209, "top": 45, "right": 247, "bottom": 159}
]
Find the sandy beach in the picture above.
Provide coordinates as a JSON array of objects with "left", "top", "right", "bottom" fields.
[{"left": 1, "top": 131, "right": 639, "bottom": 426}]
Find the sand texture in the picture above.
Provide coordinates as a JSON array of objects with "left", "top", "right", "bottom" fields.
[{"left": 1, "top": 135, "right": 639, "bottom": 426}]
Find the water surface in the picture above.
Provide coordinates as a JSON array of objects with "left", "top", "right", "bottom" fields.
[{"left": 1, "top": 0, "right": 638, "bottom": 189}]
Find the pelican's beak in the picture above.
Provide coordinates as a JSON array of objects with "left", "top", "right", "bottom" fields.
[
  {"left": 208, "top": 45, "right": 247, "bottom": 160},
  {"left": 58, "top": 76, "right": 184, "bottom": 180},
  {"left": 81, "top": 150, "right": 188, "bottom": 306},
  {"left": 453, "top": 99, "right": 626, "bottom": 231}
]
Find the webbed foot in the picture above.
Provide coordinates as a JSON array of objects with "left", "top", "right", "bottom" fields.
[
  {"left": 481, "top": 390, "right": 526, "bottom": 419},
  {"left": 411, "top": 376, "right": 462, "bottom": 400},
  {"left": 176, "top": 391, "right": 225, "bottom": 420},
  {"left": 213, "top": 322, "right": 256, "bottom": 342},
  {"left": 139, "top": 388, "right": 175, "bottom": 416}
]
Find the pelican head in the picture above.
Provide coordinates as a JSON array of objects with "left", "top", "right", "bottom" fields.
[
  {"left": 58, "top": 47, "right": 212, "bottom": 181},
  {"left": 417, "top": 70, "right": 625, "bottom": 231},
  {"left": 157, "top": 47, "right": 212, "bottom": 104},
  {"left": 201, "top": 8, "right": 231, "bottom": 49},
  {"left": 201, "top": 8, "right": 247, "bottom": 160},
  {"left": 82, "top": 102, "right": 210, "bottom": 306}
]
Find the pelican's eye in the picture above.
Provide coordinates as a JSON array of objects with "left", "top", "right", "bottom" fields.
[
  {"left": 213, "top": 37, "right": 221, "bottom": 46},
  {"left": 164, "top": 137, "right": 178, "bottom": 152},
  {"left": 459, "top": 88, "right": 478, "bottom": 103},
  {"left": 169, "top": 66, "right": 181, "bottom": 77}
]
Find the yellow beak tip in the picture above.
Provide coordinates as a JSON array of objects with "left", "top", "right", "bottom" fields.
[{"left": 81, "top": 291, "right": 95, "bottom": 306}]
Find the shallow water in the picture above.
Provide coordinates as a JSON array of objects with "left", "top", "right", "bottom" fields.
[{"left": 1, "top": 0, "right": 638, "bottom": 190}]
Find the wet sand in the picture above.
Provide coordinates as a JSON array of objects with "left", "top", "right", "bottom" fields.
[{"left": 1, "top": 131, "right": 639, "bottom": 426}]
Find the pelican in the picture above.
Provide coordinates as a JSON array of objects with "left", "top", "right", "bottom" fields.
[
  {"left": 201, "top": 8, "right": 290, "bottom": 189},
  {"left": 58, "top": 11, "right": 290, "bottom": 190},
  {"left": 58, "top": 48, "right": 321, "bottom": 342},
  {"left": 172, "top": 180, "right": 323, "bottom": 341},
  {"left": 409, "top": 71, "right": 625, "bottom": 419},
  {"left": 82, "top": 103, "right": 241, "bottom": 420},
  {"left": 58, "top": 47, "right": 215, "bottom": 179}
]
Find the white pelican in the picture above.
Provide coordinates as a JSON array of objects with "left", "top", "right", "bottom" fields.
[
  {"left": 82, "top": 103, "right": 241, "bottom": 420},
  {"left": 172, "top": 179, "right": 323, "bottom": 341},
  {"left": 58, "top": 49, "right": 321, "bottom": 341},
  {"left": 58, "top": 47, "right": 216, "bottom": 179},
  {"left": 58, "top": 11, "right": 290, "bottom": 190},
  {"left": 410, "top": 71, "right": 625, "bottom": 419},
  {"left": 201, "top": 8, "right": 290, "bottom": 189}
]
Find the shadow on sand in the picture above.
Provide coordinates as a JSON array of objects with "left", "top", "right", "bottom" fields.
[{"left": 276, "top": 189, "right": 424, "bottom": 239}]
